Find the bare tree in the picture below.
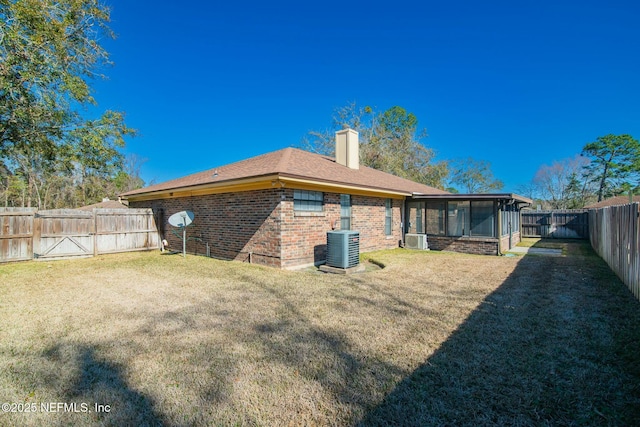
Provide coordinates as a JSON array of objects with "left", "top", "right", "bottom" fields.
[
  {"left": 302, "top": 103, "right": 448, "bottom": 189},
  {"left": 448, "top": 158, "right": 503, "bottom": 193},
  {"left": 532, "top": 155, "right": 595, "bottom": 208}
]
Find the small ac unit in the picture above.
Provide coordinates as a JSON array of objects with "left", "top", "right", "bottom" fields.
[
  {"left": 405, "top": 233, "right": 428, "bottom": 250},
  {"left": 326, "top": 231, "right": 360, "bottom": 268}
]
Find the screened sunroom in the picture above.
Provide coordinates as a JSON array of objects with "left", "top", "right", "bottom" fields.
[{"left": 405, "top": 194, "right": 532, "bottom": 255}]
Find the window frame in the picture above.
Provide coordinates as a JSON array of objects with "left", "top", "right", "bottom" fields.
[
  {"left": 385, "top": 199, "right": 393, "bottom": 235},
  {"left": 293, "top": 189, "right": 324, "bottom": 212},
  {"left": 419, "top": 199, "right": 498, "bottom": 238},
  {"left": 470, "top": 200, "right": 495, "bottom": 237},
  {"left": 447, "top": 201, "right": 470, "bottom": 236},
  {"left": 500, "top": 204, "right": 519, "bottom": 237},
  {"left": 340, "top": 194, "right": 351, "bottom": 230},
  {"left": 426, "top": 201, "right": 446, "bottom": 235}
]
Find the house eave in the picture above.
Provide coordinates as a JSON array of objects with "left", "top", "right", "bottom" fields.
[
  {"left": 410, "top": 192, "right": 533, "bottom": 206},
  {"left": 122, "top": 173, "right": 426, "bottom": 202},
  {"left": 122, "top": 174, "right": 282, "bottom": 202},
  {"left": 277, "top": 174, "right": 411, "bottom": 198}
]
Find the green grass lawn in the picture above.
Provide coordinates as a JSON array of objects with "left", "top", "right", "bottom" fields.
[{"left": 1, "top": 247, "right": 639, "bottom": 426}]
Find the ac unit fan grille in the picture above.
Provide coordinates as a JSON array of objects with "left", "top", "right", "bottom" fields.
[
  {"left": 405, "top": 233, "right": 428, "bottom": 250},
  {"left": 326, "top": 231, "right": 360, "bottom": 268}
]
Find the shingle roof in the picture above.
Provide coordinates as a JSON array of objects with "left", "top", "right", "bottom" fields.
[
  {"left": 78, "top": 199, "right": 128, "bottom": 210},
  {"left": 122, "top": 147, "right": 448, "bottom": 198},
  {"left": 584, "top": 195, "right": 640, "bottom": 208}
]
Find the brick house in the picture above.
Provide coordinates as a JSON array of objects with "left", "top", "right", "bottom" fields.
[
  {"left": 121, "top": 129, "right": 448, "bottom": 268},
  {"left": 122, "top": 129, "right": 531, "bottom": 266}
]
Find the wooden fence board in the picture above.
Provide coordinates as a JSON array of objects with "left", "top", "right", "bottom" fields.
[
  {"left": 0, "top": 207, "right": 159, "bottom": 263},
  {"left": 94, "top": 208, "right": 159, "bottom": 254},
  {"left": 522, "top": 210, "right": 589, "bottom": 238},
  {"left": 36, "top": 210, "right": 94, "bottom": 260},
  {"left": 589, "top": 203, "right": 640, "bottom": 301},
  {"left": 0, "top": 208, "right": 35, "bottom": 262}
]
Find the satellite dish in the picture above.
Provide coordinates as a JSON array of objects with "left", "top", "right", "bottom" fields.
[
  {"left": 167, "top": 210, "right": 195, "bottom": 258},
  {"left": 168, "top": 210, "right": 194, "bottom": 228}
]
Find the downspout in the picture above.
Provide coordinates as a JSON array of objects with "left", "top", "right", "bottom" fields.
[
  {"left": 400, "top": 198, "right": 406, "bottom": 247},
  {"left": 508, "top": 200, "right": 516, "bottom": 249},
  {"left": 509, "top": 217, "right": 513, "bottom": 250},
  {"left": 497, "top": 202, "right": 503, "bottom": 256}
]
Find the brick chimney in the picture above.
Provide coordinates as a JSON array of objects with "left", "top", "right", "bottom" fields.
[{"left": 335, "top": 128, "right": 359, "bottom": 170}]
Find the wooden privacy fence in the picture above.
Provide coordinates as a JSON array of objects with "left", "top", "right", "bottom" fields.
[
  {"left": 522, "top": 210, "right": 589, "bottom": 238},
  {"left": 589, "top": 203, "right": 640, "bottom": 301},
  {"left": 34, "top": 209, "right": 95, "bottom": 260},
  {"left": 0, "top": 208, "right": 35, "bottom": 262},
  {"left": 0, "top": 207, "right": 159, "bottom": 263}
]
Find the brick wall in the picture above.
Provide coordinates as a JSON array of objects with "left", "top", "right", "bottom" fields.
[
  {"left": 130, "top": 188, "right": 284, "bottom": 267},
  {"left": 352, "top": 196, "right": 401, "bottom": 252},
  {"left": 280, "top": 190, "right": 402, "bottom": 269},
  {"left": 131, "top": 188, "right": 403, "bottom": 269},
  {"left": 426, "top": 236, "right": 499, "bottom": 256}
]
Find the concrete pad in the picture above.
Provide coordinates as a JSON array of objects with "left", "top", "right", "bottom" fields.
[
  {"left": 506, "top": 246, "right": 562, "bottom": 256},
  {"left": 319, "top": 264, "right": 366, "bottom": 274}
]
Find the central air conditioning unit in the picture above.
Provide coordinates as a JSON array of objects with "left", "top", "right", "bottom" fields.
[
  {"left": 405, "top": 233, "right": 428, "bottom": 250},
  {"left": 326, "top": 230, "right": 360, "bottom": 269}
]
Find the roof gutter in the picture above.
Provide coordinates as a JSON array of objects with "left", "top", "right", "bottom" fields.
[
  {"left": 121, "top": 174, "right": 281, "bottom": 202},
  {"left": 122, "top": 172, "right": 415, "bottom": 202},
  {"left": 278, "top": 175, "right": 411, "bottom": 198}
]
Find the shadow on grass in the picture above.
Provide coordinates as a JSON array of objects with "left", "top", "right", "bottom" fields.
[
  {"left": 40, "top": 344, "right": 165, "bottom": 426},
  {"left": 358, "top": 248, "right": 640, "bottom": 426},
  {"left": 242, "top": 274, "right": 406, "bottom": 411}
]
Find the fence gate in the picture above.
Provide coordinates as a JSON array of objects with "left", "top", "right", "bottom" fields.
[
  {"left": 522, "top": 210, "right": 589, "bottom": 238},
  {"left": 33, "top": 209, "right": 95, "bottom": 260}
]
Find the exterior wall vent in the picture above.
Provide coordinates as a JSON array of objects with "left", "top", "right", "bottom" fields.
[
  {"left": 326, "top": 230, "right": 360, "bottom": 268},
  {"left": 405, "top": 233, "right": 428, "bottom": 250}
]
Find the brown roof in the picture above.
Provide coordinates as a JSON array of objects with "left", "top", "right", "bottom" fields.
[
  {"left": 584, "top": 195, "right": 640, "bottom": 208},
  {"left": 78, "top": 199, "right": 128, "bottom": 210},
  {"left": 121, "top": 147, "right": 448, "bottom": 198}
]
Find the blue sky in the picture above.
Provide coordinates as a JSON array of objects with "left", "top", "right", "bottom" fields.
[{"left": 93, "top": 0, "right": 640, "bottom": 193}]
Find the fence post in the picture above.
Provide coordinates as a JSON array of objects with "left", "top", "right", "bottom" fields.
[
  {"left": 32, "top": 211, "right": 41, "bottom": 259},
  {"left": 147, "top": 210, "right": 151, "bottom": 250},
  {"left": 93, "top": 209, "right": 98, "bottom": 256}
]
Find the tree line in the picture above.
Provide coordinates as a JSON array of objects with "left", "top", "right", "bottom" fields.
[
  {"left": 303, "top": 103, "right": 640, "bottom": 208},
  {"left": 523, "top": 134, "right": 640, "bottom": 209},
  {"left": 2, "top": 1, "right": 637, "bottom": 210},
  {"left": 302, "top": 102, "right": 504, "bottom": 194}
]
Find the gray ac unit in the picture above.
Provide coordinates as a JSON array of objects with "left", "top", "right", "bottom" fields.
[
  {"left": 405, "top": 233, "right": 428, "bottom": 250},
  {"left": 326, "top": 231, "right": 360, "bottom": 268}
]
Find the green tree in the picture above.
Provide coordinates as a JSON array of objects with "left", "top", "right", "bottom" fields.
[
  {"left": 581, "top": 134, "right": 640, "bottom": 202},
  {"left": 303, "top": 103, "right": 448, "bottom": 189},
  {"left": 449, "top": 157, "right": 503, "bottom": 193},
  {"left": 0, "top": 0, "right": 135, "bottom": 207}
]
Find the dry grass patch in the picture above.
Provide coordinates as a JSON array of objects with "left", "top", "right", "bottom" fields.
[{"left": 1, "top": 245, "right": 639, "bottom": 426}]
